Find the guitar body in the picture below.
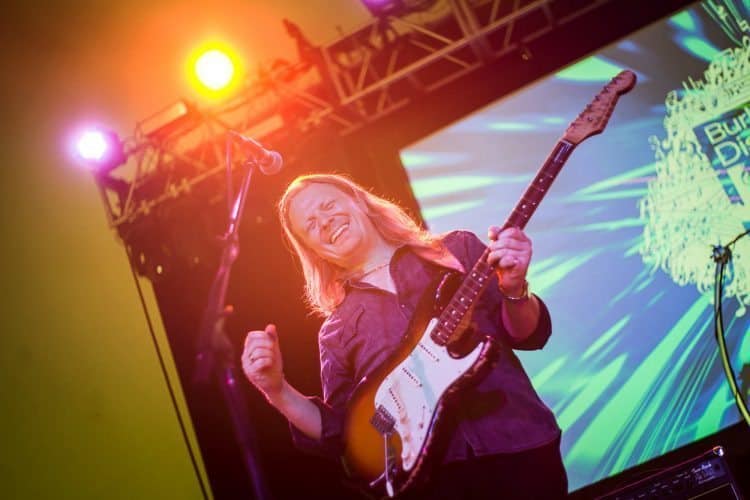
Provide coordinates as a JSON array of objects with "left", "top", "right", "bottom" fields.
[
  {"left": 343, "top": 273, "right": 500, "bottom": 496},
  {"left": 342, "top": 70, "right": 637, "bottom": 498}
]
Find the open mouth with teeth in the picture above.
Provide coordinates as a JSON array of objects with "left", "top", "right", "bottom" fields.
[{"left": 330, "top": 223, "right": 349, "bottom": 244}]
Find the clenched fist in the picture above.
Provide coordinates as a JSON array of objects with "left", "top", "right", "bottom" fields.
[{"left": 241, "top": 324, "right": 284, "bottom": 400}]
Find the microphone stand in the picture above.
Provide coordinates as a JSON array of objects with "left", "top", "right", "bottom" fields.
[{"left": 193, "top": 133, "right": 270, "bottom": 500}]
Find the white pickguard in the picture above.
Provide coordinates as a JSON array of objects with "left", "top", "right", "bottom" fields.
[{"left": 373, "top": 317, "right": 483, "bottom": 471}]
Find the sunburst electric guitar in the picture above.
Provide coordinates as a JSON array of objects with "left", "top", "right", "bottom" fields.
[{"left": 342, "top": 70, "right": 636, "bottom": 497}]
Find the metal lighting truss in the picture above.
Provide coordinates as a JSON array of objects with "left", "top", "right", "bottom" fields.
[{"left": 96, "top": 0, "right": 613, "bottom": 241}]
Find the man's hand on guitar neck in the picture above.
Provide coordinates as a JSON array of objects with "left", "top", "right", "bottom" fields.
[
  {"left": 487, "top": 226, "right": 531, "bottom": 294},
  {"left": 487, "top": 226, "right": 542, "bottom": 342}
]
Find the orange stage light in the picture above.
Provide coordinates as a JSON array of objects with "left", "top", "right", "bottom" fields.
[
  {"left": 196, "top": 49, "right": 235, "bottom": 90},
  {"left": 187, "top": 42, "right": 244, "bottom": 99}
]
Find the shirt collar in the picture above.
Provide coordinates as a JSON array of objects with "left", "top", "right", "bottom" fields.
[{"left": 342, "top": 243, "right": 465, "bottom": 291}]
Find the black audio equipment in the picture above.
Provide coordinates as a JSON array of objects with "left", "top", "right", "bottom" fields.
[{"left": 598, "top": 446, "right": 742, "bottom": 500}]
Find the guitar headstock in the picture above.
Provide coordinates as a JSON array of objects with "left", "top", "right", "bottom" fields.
[{"left": 563, "top": 70, "right": 637, "bottom": 145}]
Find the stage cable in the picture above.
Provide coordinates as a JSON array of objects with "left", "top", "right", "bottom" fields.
[
  {"left": 712, "top": 229, "right": 750, "bottom": 428},
  {"left": 126, "top": 255, "right": 211, "bottom": 500}
]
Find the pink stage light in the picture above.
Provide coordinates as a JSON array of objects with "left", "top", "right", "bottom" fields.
[
  {"left": 76, "top": 130, "right": 109, "bottom": 161},
  {"left": 72, "top": 128, "right": 126, "bottom": 172},
  {"left": 360, "top": 0, "right": 435, "bottom": 17},
  {"left": 360, "top": 0, "right": 403, "bottom": 16}
]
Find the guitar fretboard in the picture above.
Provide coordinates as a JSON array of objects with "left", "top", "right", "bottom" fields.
[{"left": 430, "top": 140, "right": 576, "bottom": 346}]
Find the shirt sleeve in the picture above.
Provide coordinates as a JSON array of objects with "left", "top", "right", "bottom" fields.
[
  {"left": 448, "top": 229, "right": 553, "bottom": 351},
  {"left": 288, "top": 311, "right": 356, "bottom": 459},
  {"left": 503, "top": 294, "right": 552, "bottom": 350}
]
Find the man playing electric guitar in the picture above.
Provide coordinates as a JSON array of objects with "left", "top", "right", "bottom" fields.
[{"left": 241, "top": 173, "right": 566, "bottom": 499}]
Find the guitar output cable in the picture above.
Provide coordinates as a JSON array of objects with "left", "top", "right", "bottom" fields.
[{"left": 712, "top": 228, "right": 750, "bottom": 428}]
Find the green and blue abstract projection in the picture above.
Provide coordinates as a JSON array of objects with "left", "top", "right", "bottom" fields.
[{"left": 400, "top": 1, "right": 750, "bottom": 491}]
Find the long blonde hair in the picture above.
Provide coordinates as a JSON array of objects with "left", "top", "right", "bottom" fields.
[{"left": 278, "top": 174, "right": 444, "bottom": 317}]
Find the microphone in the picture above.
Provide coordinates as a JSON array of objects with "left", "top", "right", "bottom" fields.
[{"left": 228, "top": 130, "right": 283, "bottom": 175}]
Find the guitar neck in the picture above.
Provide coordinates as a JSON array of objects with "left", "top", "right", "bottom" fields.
[
  {"left": 502, "top": 139, "right": 576, "bottom": 231},
  {"left": 426, "top": 69, "right": 638, "bottom": 347},
  {"left": 430, "top": 139, "right": 576, "bottom": 347}
]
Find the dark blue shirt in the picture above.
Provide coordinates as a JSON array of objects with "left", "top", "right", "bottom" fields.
[{"left": 291, "top": 230, "right": 560, "bottom": 462}]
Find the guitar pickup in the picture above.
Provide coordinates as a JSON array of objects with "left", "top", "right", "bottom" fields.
[{"left": 370, "top": 405, "right": 396, "bottom": 435}]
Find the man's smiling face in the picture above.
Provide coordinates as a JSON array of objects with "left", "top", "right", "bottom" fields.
[{"left": 288, "top": 182, "right": 380, "bottom": 270}]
